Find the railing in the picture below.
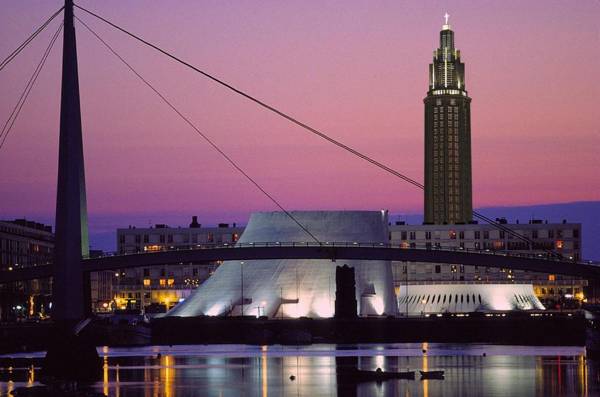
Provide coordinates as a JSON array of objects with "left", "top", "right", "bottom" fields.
[{"left": 92, "top": 241, "right": 594, "bottom": 265}]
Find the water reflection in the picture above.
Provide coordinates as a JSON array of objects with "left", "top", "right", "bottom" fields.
[{"left": 1, "top": 344, "right": 599, "bottom": 396}]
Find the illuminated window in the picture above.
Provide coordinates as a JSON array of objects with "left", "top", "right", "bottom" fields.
[
  {"left": 167, "top": 278, "right": 175, "bottom": 286},
  {"left": 493, "top": 241, "right": 504, "bottom": 250},
  {"left": 159, "top": 279, "right": 166, "bottom": 286},
  {"left": 232, "top": 233, "right": 239, "bottom": 242},
  {"left": 555, "top": 240, "right": 564, "bottom": 249},
  {"left": 143, "top": 279, "right": 151, "bottom": 287},
  {"left": 548, "top": 274, "right": 556, "bottom": 281}
]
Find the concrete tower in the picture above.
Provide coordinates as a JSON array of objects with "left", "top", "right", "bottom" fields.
[
  {"left": 52, "top": 0, "right": 89, "bottom": 321},
  {"left": 424, "top": 14, "right": 473, "bottom": 225}
]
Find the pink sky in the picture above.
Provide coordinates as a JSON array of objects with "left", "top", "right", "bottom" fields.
[{"left": 1, "top": 0, "right": 599, "bottom": 225}]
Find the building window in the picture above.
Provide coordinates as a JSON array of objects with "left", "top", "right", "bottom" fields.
[
  {"left": 143, "top": 268, "right": 150, "bottom": 277},
  {"left": 167, "top": 278, "right": 175, "bottom": 286},
  {"left": 573, "top": 229, "right": 579, "bottom": 238},
  {"left": 435, "top": 265, "right": 441, "bottom": 273},
  {"left": 159, "top": 235, "right": 165, "bottom": 243},
  {"left": 159, "top": 279, "right": 166, "bottom": 286},
  {"left": 548, "top": 274, "right": 556, "bottom": 281},
  {"left": 207, "top": 233, "right": 214, "bottom": 243},
  {"left": 555, "top": 240, "right": 564, "bottom": 249},
  {"left": 160, "top": 269, "right": 166, "bottom": 277},
  {"left": 499, "top": 231, "right": 505, "bottom": 239},
  {"left": 474, "top": 231, "right": 481, "bottom": 239},
  {"left": 459, "top": 231, "right": 464, "bottom": 239},
  {"left": 143, "top": 234, "right": 149, "bottom": 243},
  {"left": 483, "top": 231, "right": 489, "bottom": 239},
  {"left": 193, "top": 268, "right": 198, "bottom": 276},
  {"left": 425, "top": 231, "right": 431, "bottom": 240},
  {"left": 548, "top": 230, "right": 554, "bottom": 238},
  {"left": 449, "top": 230, "right": 456, "bottom": 239},
  {"left": 143, "top": 279, "right": 151, "bottom": 287},
  {"left": 167, "top": 234, "right": 173, "bottom": 243}
]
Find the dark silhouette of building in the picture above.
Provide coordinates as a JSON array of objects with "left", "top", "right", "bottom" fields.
[
  {"left": 335, "top": 265, "right": 358, "bottom": 319},
  {"left": 424, "top": 15, "right": 472, "bottom": 224}
]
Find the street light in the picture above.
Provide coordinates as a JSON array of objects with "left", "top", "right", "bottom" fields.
[{"left": 240, "top": 261, "right": 245, "bottom": 316}]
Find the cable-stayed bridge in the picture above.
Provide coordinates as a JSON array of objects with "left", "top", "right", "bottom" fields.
[{"left": 1, "top": 1, "right": 598, "bottom": 321}]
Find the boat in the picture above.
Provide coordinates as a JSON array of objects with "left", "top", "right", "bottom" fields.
[
  {"left": 341, "top": 368, "right": 416, "bottom": 382},
  {"left": 419, "top": 370, "right": 445, "bottom": 379}
]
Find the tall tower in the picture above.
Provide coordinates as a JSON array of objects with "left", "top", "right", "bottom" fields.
[{"left": 424, "top": 14, "right": 472, "bottom": 224}]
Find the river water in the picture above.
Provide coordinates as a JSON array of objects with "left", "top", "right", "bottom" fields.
[{"left": 0, "top": 343, "right": 598, "bottom": 396}]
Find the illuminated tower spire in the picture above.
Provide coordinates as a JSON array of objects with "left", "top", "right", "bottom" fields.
[
  {"left": 443, "top": 12, "right": 450, "bottom": 30},
  {"left": 424, "top": 16, "right": 472, "bottom": 224}
]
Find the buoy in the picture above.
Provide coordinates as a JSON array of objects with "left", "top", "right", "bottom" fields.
[{"left": 290, "top": 375, "right": 296, "bottom": 381}]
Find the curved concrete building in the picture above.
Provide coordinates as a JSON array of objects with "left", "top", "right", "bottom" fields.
[
  {"left": 396, "top": 284, "right": 545, "bottom": 315},
  {"left": 168, "top": 211, "right": 398, "bottom": 318}
]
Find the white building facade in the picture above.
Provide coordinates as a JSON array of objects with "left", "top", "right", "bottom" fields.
[{"left": 389, "top": 219, "right": 584, "bottom": 306}]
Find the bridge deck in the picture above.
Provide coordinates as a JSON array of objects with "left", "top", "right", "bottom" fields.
[{"left": 1, "top": 244, "right": 599, "bottom": 283}]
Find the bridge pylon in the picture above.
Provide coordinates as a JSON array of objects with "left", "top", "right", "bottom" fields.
[{"left": 52, "top": 0, "right": 89, "bottom": 322}]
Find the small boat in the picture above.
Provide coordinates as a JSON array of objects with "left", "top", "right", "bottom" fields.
[{"left": 420, "top": 370, "right": 445, "bottom": 379}]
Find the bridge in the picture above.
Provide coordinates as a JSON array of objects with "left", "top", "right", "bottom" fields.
[
  {"left": 1, "top": 1, "right": 598, "bottom": 322},
  {"left": 2, "top": 242, "right": 599, "bottom": 285}
]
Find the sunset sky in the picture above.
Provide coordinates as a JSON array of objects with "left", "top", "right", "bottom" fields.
[{"left": 1, "top": 1, "right": 599, "bottom": 234}]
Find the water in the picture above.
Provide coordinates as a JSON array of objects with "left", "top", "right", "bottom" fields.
[{"left": 1, "top": 343, "right": 598, "bottom": 396}]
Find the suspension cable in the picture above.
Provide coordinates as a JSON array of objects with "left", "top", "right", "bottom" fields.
[
  {"left": 74, "top": 16, "right": 321, "bottom": 244},
  {"left": 0, "top": 23, "right": 63, "bottom": 151},
  {"left": 74, "top": 4, "right": 559, "bottom": 257},
  {"left": 0, "top": 7, "right": 64, "bottom": 72}
]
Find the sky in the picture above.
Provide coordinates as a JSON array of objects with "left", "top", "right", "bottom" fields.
[{"left": 0, "top": 1, "right": 599, "bottom": 240}]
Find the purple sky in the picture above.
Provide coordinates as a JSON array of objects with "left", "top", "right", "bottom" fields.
[{"left": 1, "top": 1, "right": 599, "bottom": 232}]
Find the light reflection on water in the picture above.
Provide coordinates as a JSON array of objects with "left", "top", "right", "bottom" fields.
[{"left": 0, "top": 343, "right": 599, "bottom": 397}]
